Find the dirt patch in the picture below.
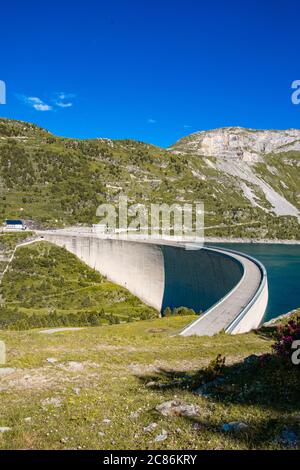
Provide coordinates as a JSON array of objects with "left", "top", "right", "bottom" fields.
[
  {"left": 0, "top": 361, "right": 101, "bottom": 392},
  {"left": 0, "top": 367, "right": 63, "bottom": 391},
  {"left": 39, "top": 327, "right": 85, "bottom": 334},
  {"left": 146, "top": 328, "right": 170, "bottom": 334}
]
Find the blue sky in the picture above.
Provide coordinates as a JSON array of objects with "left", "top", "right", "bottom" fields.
[{"left": 0, "top": 0, "right": 300, "bottom": 147}]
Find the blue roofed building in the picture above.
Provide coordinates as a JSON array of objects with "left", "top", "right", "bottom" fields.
[{"left": 3, "top": 220, "right": 26, "bottom": 231}]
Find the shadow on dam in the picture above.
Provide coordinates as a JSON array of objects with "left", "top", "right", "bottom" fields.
[{"left": 160, "top": 246, "right": 244, "bottom": 313}]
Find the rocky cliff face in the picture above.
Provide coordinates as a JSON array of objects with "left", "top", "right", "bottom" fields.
[
  {"left": 171, "top": 127, "right": 300, "bottom": 221},
  {"left": 172, "top": 127, "right": 300, "bottom": 162}
]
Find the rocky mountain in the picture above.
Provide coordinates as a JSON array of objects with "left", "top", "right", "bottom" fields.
[
  {"left": 171, "top": 127, "right": 300, "bottom": 160},
  {"left": 171, "top": 127, "right": 300, "bottom": 222},
  {"left": 0, "top": 119, "right": 299, "bottom": 239}
]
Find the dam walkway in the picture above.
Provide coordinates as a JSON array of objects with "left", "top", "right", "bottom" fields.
[{"left": 180, "top": 247, "right": 265, "bottom": 336}]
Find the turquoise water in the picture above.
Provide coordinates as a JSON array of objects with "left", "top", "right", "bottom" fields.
[{"left": 207, "top": 243, "right": 300, "bottom": 322}]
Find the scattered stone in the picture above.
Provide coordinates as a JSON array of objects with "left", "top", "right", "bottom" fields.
[
  {"left": 0, "top": 368, "right": 16, "bottom": 376},
  {"left": 98, "top": 431, "right": 105, "bottom": 437},
  {"left": 0, "top": 427, "right": 11, "bottom": 433},
  {"left": 146, "top": 380, "right": 180, "bottom": 389},
  {"left": 155, "top": 400, "right": 200, "bottom": 418},
  {"left": 72, "top": 387, "right": 81, "bottom": 395},
  {"left": 154, "top": 430, "right": 168, "bottom": 442},
  {"left": 145, "top": 381, "right": 157, "bottom": 388},
  {"left": 63, "top": 361, "right": 84, "bottom": 372},
  {"left": 41, "top": 397, "right": 62, "bottom": 408},
  {"left": 46, "top": 357, "right": 57, "bottom": 364},
  {"left": 130, "top": 411, "right": 140, "bottom": 419},
  {"left": 143, "top": 422, "right": 157, "bottom": 433},
  {"left": 103, "top": 419, "right": 111, "bottom": 424},
  {"left": 24, "top": 417, "right": 32, "bottom": 423},
  {"left": 192, "top": 422, "right": 202, "bottom": 432},
  {"left": 280, "top": 429, "right": 299, "bottom": 447},
  {"left": 222, "top": 421, "right": 248, "bottom": 432}
]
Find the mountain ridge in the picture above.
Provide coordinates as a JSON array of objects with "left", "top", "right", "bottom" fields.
[
  {"left": 171, "top": 126, "right": 300, "bottom": 160},
  {"left": 0, "top": 118, "right": 299, "bottom": 238}
]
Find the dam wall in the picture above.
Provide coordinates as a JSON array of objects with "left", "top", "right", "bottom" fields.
[
  {"left": 39, "top": 232, "right": 268, "bottom": 334},
  {"left": 42, "top": 235, "right": 165, "bottom": 312},
  {"left": 42, "top": 233, "right": 243, "bottom": 315}
]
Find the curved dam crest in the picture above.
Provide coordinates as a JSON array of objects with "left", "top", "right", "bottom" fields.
[{"left": 37, "top": 231, "right": 268, "bottom": 336}]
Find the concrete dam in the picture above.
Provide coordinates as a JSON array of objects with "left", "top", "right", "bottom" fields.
[{"left": 38, "top": 231, "right": 268, "bottom": 336}]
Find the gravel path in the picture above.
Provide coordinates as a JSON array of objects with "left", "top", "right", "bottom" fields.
[{"left": 39, "top": 327, "right": 85, "bottom": 334}]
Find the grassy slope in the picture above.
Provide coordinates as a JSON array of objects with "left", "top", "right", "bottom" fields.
[
  {"left": 0, "top": 232, "right": 34, "bottom": 253},
  {"left": 0, "top": 316, "right": 299, "bottom": 450},
  {"left": 0, "top": 241, "right": 157, "bottom": 328},
  {"left": 0, "top": 118, "right": 299, "bottom": 239}
]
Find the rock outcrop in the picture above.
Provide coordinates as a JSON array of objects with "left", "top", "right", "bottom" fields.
[
  {"left": 171, "top": 127, "right": 300, "bottom": 221},
  {"left": 171, "top": 127, "right": 300, "bottom": 161}
]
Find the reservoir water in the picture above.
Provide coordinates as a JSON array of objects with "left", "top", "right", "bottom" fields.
[{"left": 208, "top": 243, "right": 300, "bottom": 322}]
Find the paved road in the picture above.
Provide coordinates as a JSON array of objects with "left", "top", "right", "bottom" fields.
[{"left": 180, "top": 248, "right": 262, "bottom": 336}]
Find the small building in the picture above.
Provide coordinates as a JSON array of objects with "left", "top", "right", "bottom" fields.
[{"left": 4, "top": 220, "right": 26, "bottom": 231}]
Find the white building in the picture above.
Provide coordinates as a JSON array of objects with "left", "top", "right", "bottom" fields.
[{"left": 3, "top": 220, "right": 26, "bottom": 231}]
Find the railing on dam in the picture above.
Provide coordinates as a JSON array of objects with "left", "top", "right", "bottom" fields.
[
  {"left": 222, "top": 247, "right": 268, "bottom": 334},
  {"left": 179, "top": 245, "right": 268, "bottom": 336}
]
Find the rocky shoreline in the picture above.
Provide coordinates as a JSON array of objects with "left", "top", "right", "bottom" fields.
[
  {"left": 263, "top": 308, "right": 300, "bottom": 327},
  {"left": 204, "top": 237, "right": 300, "bottom": 245}
]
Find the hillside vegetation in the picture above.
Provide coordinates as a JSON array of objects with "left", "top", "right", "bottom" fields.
[
  {"left": 0, "top": 118, "right": 299, "bottom": 239},
  {"left": 0, "top": 241, "right": 157, "bottom": 329}
]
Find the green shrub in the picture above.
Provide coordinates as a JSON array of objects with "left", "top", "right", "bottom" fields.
[{"left": 163, "top": 306, "right": 198, "bottom": 317}]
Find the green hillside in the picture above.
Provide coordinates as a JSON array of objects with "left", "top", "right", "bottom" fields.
[
  {"left": 0, "top": 118, "right": 299, "bottom": 239},
  {"left": 0, "top": 241, "right": 157, "bottom": 329}
]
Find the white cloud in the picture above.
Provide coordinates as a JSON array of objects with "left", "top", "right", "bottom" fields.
[
  {"left": 184, "top": 124, "right": 192, "bottom": 129},
  {"left": 17, "top": 92, "right": 75, "bottom": 111},
  {"left": 53, "top": 92, "right": 75, "bottom": 108},
  {"left": 148, "top": 118, "right": 156, "bottom": 124},
  {"left": 56, "top": 101, "right": 73, "bottom": 108},
  {"left": 18, "top": 95, "right": 53, "bottom": 111}
]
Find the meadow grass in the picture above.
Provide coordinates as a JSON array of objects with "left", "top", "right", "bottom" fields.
[{"left": 0, "top": 316, "right": 299, "bottom": 450}]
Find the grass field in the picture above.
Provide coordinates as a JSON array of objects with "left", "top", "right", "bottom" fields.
[{"left": 0, "top": 316, "right": 299, "bottom": 450}]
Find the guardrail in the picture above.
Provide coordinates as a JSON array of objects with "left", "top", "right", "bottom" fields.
[{"left": 221, "top": 246, "right": 268, "bottom": 333}]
